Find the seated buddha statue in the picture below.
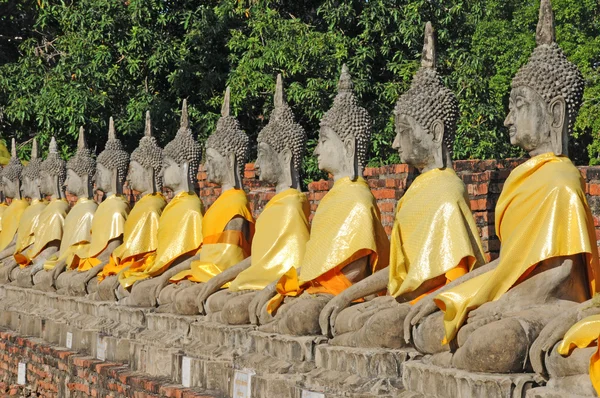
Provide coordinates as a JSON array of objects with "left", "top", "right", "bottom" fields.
[
  {"left": 173, "top": 75, "right": 309, "bottom": 322},
  {"left": 117, "top": 100, "right": 204, "bottom": 307},
  {"left": 0, "top": 139, "right": 30, "bottom": 263},
  {"left": 0, "top": 139, "right": 49, "bottom": 283},
  {"left": 90, "top": 111, "right": 166, "bottom": 301},
  {"left": 252, "top": 65, "right": 390, "bottom": 336},
  {"left": 158, "top": 88, "right": 255, "bottom": 315},
  {"left": 12, "top": 137, "right": 71, "bottom": 287},
  {"left": 32, "top": 127, "right": 98, "bottom": 292},
  {"left": 318, "top": 23, "right": 486, "bottom": 348},
  {"left": 405, "top": 0, "right": 598, "bottom": 374},
  {"left": 54, "top": 118, "right": 131, "bottom": 295},
  {"left": 528, "top": 296, "right": 600, "bottom": 396}
]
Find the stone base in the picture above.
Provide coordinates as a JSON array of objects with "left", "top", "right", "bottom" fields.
[
  {"left": 526, "top": 387, "right": 595, "bottom": 398},
  {"left": 401, "top": 360, "right": 545, "bottom": 398}
]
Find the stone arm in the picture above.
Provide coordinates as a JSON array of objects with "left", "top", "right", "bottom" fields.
[
  {"left": 196, "top": 256, "right": 252, "bottom": 314},
  {"left": 67, "top": 239, "right": 122, "bottom": 296},
  {"left": 29, "top": 245, "right": 60, "bottom": 275},
  {"left": 319, "top": 268, "right": 389, "bottom": 337},
  {"left": 0, "top": 241, "right": 17, "bottom": 260},
  {"left": 248, "top": 279, "right": 278, "bottom": 326},
  {"left": 404, "top": 257, "right": 500, "bottom": 344},
  {"left": 530, "top": 299, "right": 600, "bottom": 377}
]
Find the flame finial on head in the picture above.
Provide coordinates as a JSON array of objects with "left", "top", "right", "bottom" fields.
[
  {"left": 180, "top": 99, "right": 189, "bottom": 129},
  {"left": 221, "top": 87, "right": 231, "bottom": 117},
  {"left": 31, "top": 138, "right": 39, "bottom": 160},
  {"left": 77, "top": 126, "right": 87, "bottom": 150},
  {"left": 108, "top": 117, "right": 116, "bottom": 141},
  {"left": 11, "top": 138, "right": 16, "bottom": 159},
  {"left": 49, "top": 137, "right": 58, "bottom": 154},
  {"left": 145, "top": 110, "right": 152, "bottom": 137},
  {"left": 275, "top": 74, "right": 284, "bottom": 109},
  {"left": 338, "top": 64, "right": 354, "bottom": 93},
  {"left": 536, "top": 0, "right": 556, "bottom": 46},
  {"left": 421, "top": 22, "right": 436, "bottom": 69}
]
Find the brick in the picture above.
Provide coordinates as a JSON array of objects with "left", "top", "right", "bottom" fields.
[
  {"left": 378, "top": 202, "right": 395, "bottom": 213},
  {"left": 373, "top": 189, "right": 396, "bottom": 200},
  {"left": 589, "top": 183, "right": 600, "bottom": 196}
]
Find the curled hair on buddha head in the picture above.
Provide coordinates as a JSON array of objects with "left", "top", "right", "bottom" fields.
[
  {"left": 257, "top": 74, "right": 307, "bottom": 173},
  {"left": 21, "top": 138, "right": 42, "bottom": 182},
  {"left": 205, "top": 87, "right": 249, "bottom": 178},
  {"left": 394, "top": 22, "right": 459, "bottom": 156},
  {"left": 511, "top": 0, "right": 584, "bottom": 144},
  {"left": 41, "top": 137, "right": 66, "bottom": 189},
  {"left": 131, "top": 111, "right": 163, "bottom": 190},
  {"left": 97, "top": 117, "right": 130, "bottom": 185},
  {"left": 320, "top": 64, "right": 371, "bottom": 173},
  {"left": 163, "top": 99, "right": 202, "bottom": 181},
  {"left": 67, "top": 126, "right": 96, "bottom": 179},
  {"left": 3, "top": 138, "right": 23, "bottom": 183}
]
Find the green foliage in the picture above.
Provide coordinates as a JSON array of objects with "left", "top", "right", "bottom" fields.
[{"left": 0, "top": 0, "right": 599, "bottom": 180}]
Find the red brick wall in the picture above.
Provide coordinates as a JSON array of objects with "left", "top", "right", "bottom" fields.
[{"left": 0, "top": 330, "right": 213, "bottom": 398}]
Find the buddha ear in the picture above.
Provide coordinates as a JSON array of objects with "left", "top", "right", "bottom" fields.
[
  {"left": 549, "top": 96, "right": 567, "bottom": 155},
  {"left": 280, "top": 148, "right": 293, "bottom": 188},
  {"left": 181, "top": 161, "right": 191, "bottom": 191},
  {"left": 344, "top": 137, "right": 358, "bottom": 180},
  {"left": 431, "top": 119, "right": 445, "bottom": 169},
  {"left": 227, "top": 152, "right": 241, "bottom": 189}
]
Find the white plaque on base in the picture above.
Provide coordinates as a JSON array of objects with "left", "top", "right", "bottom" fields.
[
  {"left": 301, "top": 390, "right": 325, "bottom": 398},
  {"left": 17, "top": 362, "right": 26, "bottom": 385},
  {"left": 181, "top": 356, "right": 191, "bottom": 388},
  {"left": 65, "top": 332, "right": 73, "bottom": 349},
  {"left": 96, "top": 337, "right": 107, "bottom": 361},
  {"left": 232, "top": 369, "right": 253, "bottom": 398}
]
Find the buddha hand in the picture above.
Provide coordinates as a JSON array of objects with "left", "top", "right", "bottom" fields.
[
  {"left": 248, "top": 282, "right": 277, "bottom": 325},
  {"left": 403, "top": 295, "right": 439, "bottom": 344},
  {"left": 196, "top": 280, "right": 223, "bottom": 315},
  {"left": 319, "top": 292, "right": 352, "bottom": 338}
]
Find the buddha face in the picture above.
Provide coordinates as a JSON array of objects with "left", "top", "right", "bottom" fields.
[
  {"left": 314, "top": 125, "right": 352, "bottom": 176},
  {"left": 64, "top": 169, "right": 85, "bottom": 197},
  {"left": 392, "top": 113, "right": 437, "bottom": 168},
  {"left": 95, "top": 163, "right": 113, "bottom": 193},
  {"left": 2, "top": 176, "right": 19, "bottom": 199},
  {"left": 161, "top": 157, "right": 183, "bottom": 191},
  {"left": 127, "top": 160, "right": 149, "bottom": 193},
  {"left": 505, "top": 86, "right": 562, "bottom": 154},
  {"left": 21, "top": 175, "right": 39, "bottom": 199},
  {"left": 39, "top": 170, "right": 56, "bottom": 197},
  {"left": 255, "top": 142, "right": 283, "bottom": 185},
  {"left": 205, "top": 147, "right": 229, "bottom": 185}
]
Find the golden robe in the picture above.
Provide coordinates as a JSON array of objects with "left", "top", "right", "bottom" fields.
[
  {"left": 42, "top": 198, "right": 97, "bottom": 271},
  {"left": 557, "top": 314, "right": 600, "bottom": 395},
  {"left": 229, "top": 188, "right": 310, "bottom": 292},
  {"left": 435, "top": 153, "right": 600, "bottom": 343},
  {"left": 269, "top": 177, "right": 390, "bottom": 312},
  {"left": 118, "top": 191, "right": 204, "bottom": 288},
  {"left": 0, "top": 203, "right": 8, "bottom": 231},
  {"left": 13, "top": 199, "right": 48, "bottom": 256},
  {"left": 0, "top": 199, "right": 29, "bottom": 251},
  {"left": 388, "top": 168, "right": 485, "bottom": 300},
  {"left": 170, "top": 188, "right": 254, "bottom": 283},
  {"left": 97, "top": 193, "right": 166, "bottom": 282},
  {"left": 15, "top": 199, "right": 70, "bottom": 266},
  {"left": 73, "top": 194, "right": 130, "bottom": 271}
]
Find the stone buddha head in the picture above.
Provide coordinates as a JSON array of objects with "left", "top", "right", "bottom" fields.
[
  {"left": 20, "top": 138, "right": 43, "bottom": 200},
  {"left": 40, "top": 137, "right": 66, "bottom": 200},
  {"left": 3, "top": 139, "right": 23, "bottom": 200},
  {"left": 256, "top": 74, "right": 307, "bottom": 191},
  {"left": 128, "top": 111, "right": 163, "bottom": 195},
  {"left": 505, "top": 0, "right": 584, "bottom": 157},
  {"left": 161, "top": 100, "right": 202, "bottom": 195},
  {"left": 205, "top": 87, "right": 249, "bottom": 191},
  {"left": 393, "top": 22, "right": 458, "bottom": 172},
  {"left": 314, "top": 64, "right": 371, "bottom": 181},
  {"left": 65, "top": 127, "right": 96, "bottom": 199},
  {"left": 96, "top": 117, "right": 130, "bottom": 196}
]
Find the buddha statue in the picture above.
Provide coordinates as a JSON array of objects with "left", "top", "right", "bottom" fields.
[
  {"left": 529, "top": 296, "right": 600, "bottom": 396},
  {"left": 317, "top": 23, "right": 486, "bottom": 348},
  {"left": 33, "top": 127, "right": 98, "bottom": 292},
  {"left": 170, "top": 75, "right": 309, "bottom": 322},
  {"left": 0, "top": 139, "right": 29, "bottom": 260},
  {"left": 12, "top": 137, "right": 70, "bottom": 287},
  {"left": 54, "top": 118, "right": 130, "bottom": 295},
  {"left": 90, "top": 111, "right": 167, "bottom": 301},
  {"left": 157, "top": 87, "right": 255, "bottom": 315},
  {"left": 0, "top": 168, "right": 8, "bottom": 225},
  {"left": 0, "top": 139, "right": 49, "bottom": 283},
  {"left": 117, "top": 100, "right": 204, "bottom": 308},
  {"left": 251, "top": 65, "right": 390, "bottom": 336},
  {"left": 405, "top": 0, "right": 598, "bottom": 375}
]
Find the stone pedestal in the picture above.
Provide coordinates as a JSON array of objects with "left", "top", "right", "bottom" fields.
[{"left": 400, "top": 360, "right": 544, "bottom": 398}]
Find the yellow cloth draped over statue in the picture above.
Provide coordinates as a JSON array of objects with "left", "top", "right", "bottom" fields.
[
  {"left": 42, "top": 197, "right": 97, "bottom": 271},
  {"left": 388, "top": 168, "right": 485, "bottom": 300},
  {"left": 0, "top": 203, "right": 8, "bottom": 231},
  {"left": 0, "top": 199, "right": 29, "bottom": 252},
  {"left": 269, "top": 177, "right": 390, "bottom": 312},
  {"left": 13, "top": 199, "right": 48, "bottom": 256},
  {"left": 118, "top": 191, "right": 204, "bottom": 288},
  {"left": 97, "top": 193, "right": 166, "bottom": 282},
  {"left": 170, "top": 188, "right": 254, "bottom": 284},
  {"left": 435, "top": 153, "right": 600, "bottom": 343},
  {"left": 15, "top": 199, "right": 70, "bottom": 267},
  {"left": 73, "top": 194, "right": 130, "bottom": 272},
  {"left": 229, "top": 188, "right": 310, "bottom": 292},
  {"left": 556, "top": 314, "right": 600, "bottom": 395}
]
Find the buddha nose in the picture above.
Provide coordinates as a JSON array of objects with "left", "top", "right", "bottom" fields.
[
  {"left": 504, "top": 111, "right": 513, "bottom": 128},
  {"left": 392, "top": 133, "right": 401, "bottom": 150}
]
